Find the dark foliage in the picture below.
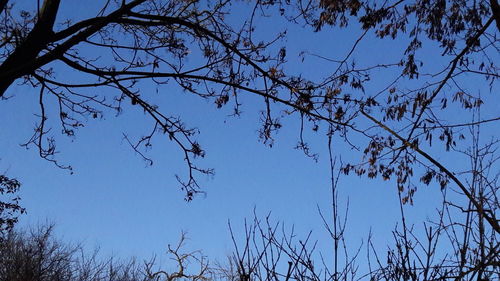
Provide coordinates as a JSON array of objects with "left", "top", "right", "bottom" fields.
[
  {"left": 0, "top": 225, "right": 215, "bottom": 281},
  {"left": 0, "top": 0, "right": 498, "bottom": 232},
  {"left": 0, "top": 174, "right": 24, "bottom": 236}
]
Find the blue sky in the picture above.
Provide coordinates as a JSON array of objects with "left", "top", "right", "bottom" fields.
[{"left": 1, "top": 0, "right": 498, "bottom": 275}]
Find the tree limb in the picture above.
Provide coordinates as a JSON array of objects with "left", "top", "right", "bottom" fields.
[
  {"left": 360, "top": 108, "right": 500, "bottom": 235},
  {"left": 0, "top": 0, "right": 147, "bottom": 97}
]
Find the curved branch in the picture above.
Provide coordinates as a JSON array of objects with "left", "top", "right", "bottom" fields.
[{"left": 57, "top": 55, "right": 352, "bottom": 128}]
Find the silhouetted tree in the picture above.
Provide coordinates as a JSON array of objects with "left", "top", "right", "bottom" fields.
[{"left": 0, "top": 224, "right": 217, "bottom": 281}]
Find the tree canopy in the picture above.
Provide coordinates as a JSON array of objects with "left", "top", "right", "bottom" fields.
[{"left": 1, "top": 0, "right": 499, "bottom": 231}]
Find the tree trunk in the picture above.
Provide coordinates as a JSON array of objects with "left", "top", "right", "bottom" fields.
[{"left": 0, "top": 0, "right": 60, "bottom": 97}]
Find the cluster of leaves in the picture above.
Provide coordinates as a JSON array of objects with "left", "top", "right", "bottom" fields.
[
  {"left": 0, "top": 174, "right": 24, "bottom": 237},
  {"left": 302, "top": 0, "right": 499, "bottom": 206}
]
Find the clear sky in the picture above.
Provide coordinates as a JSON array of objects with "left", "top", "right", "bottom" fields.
[{"left": 1, "top": 0, "right": 498, "bottom": 276}]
